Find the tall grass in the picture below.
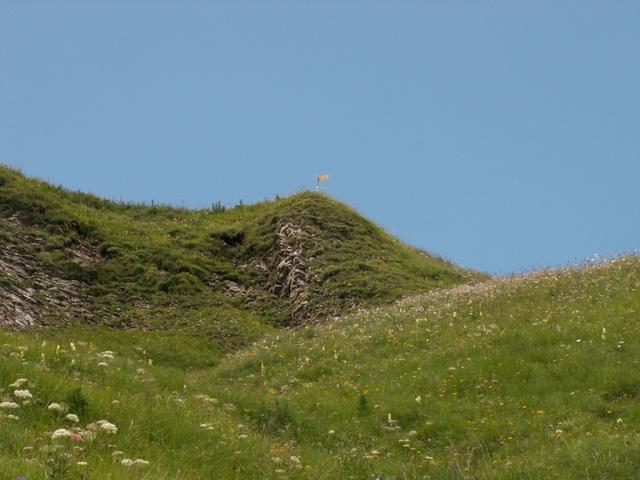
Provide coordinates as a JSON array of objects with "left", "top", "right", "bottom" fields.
[{"left": 1, "top": 257, "right": 639, "bottom": 478}]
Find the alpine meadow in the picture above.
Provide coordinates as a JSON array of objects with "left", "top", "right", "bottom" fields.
[{"left": 1, "top": 165, "right": 639, "bottom": 479}]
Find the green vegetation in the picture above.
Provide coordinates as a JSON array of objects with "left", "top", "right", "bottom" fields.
[
  {"left": 1, "top": 257, "right": 639, "bottom": 478},
  {"left": 1, "top": 165, "right": 638, "bottom": 478},
  {"left": 0, "top": 164, "right": 474, "bottom": 335}
]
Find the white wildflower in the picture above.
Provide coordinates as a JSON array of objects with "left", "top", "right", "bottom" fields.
[
  {"left": 0, "top": 401, "right": 20, "bottom": 409},
  {"left": 121, "top": 458, "right": 149, "bottom": 467},
  {"left": 66, "top": 413, "right": 80, "bottom": 423},
  {"left": 80, "top": 429, "right": 96, "bottom": 442},
  {"left": 9, "top": 378, "right": 28, "bottom": 388},
  {"left": 52, "top": 428, "right": 73, "bottom": 440},
  {"left": 97, "top": 420, "right": 118, "bottom": 434},
  {"left": 48, "top": 403, "right": 64, "bottom": 412},
  {"left": 14, "top": 390, "right": 32, "bottom": 400}
]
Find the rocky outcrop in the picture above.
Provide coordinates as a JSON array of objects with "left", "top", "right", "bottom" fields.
[
  {"left": 0, "top": 217, "right": 91, "bottom": 329},
  {"left": 269, "top": 221, "right": 312, "bottom": 325}
]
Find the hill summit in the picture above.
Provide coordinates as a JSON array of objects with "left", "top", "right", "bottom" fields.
[{"left": 0, "top": 165, "right": 479, "bottom": 344}]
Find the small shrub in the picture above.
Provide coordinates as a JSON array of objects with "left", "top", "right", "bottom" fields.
[
  {"left": 159, "top": 272, "right": 204, "bottom": 295},
  {"left": 358, "top": 392, "right": 369, "bottom": 415},
  {"left": 255, "top": 399, "right": 294, "bottom": 434},
  {"left": 66, "top": 387, "right": 89, "bottom": 418},
  {"left": 211, "top": 201, "right": 226, "bottom": 213}
]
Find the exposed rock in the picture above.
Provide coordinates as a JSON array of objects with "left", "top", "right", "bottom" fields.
[
  {"left": 269, "top": 221, "right": 312, "bottom": 324},
  {"left": 69, "top": 243, "right": 103, "bottom": 266},
  {"left": 0, "top": 217, "right": 91, "bottom": 329},
  {"left": 223, "top": 280, "right": 248, "bottom": 297}
]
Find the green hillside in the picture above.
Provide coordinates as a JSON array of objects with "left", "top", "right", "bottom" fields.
[
  {"left": 1, "top": 254, "right": 639, "bottom": 478},
  {"left": 2, "top": 165, "right": 638, "bottom": 479},
  {"left": 0, "top": 165, "right": 475, "bottom": 352}
]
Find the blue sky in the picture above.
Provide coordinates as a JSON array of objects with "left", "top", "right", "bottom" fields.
[{"left": 1, "top": 1, "right": 639, "bottom": 274}]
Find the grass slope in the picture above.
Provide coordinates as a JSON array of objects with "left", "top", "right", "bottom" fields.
[
  {"left": 0, "top": 165, "right": 474, "bottom": 338},
  {"left": 1, "top": 256, "right": 639, "bottom": 479}
]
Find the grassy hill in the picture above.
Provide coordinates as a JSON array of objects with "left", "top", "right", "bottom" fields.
[
  {"left": 2, "top": 165, "right": 638, "bottom": 479},
  {"left": 0, "top": 165, "right": 476, "bottom": 352},
  {"left": 1, "top": 254, "right": 639, "bottom": 478}
]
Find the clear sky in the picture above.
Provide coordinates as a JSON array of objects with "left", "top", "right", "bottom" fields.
[{"left": 1, "top": 1, "right": 639, "bottom": 275}]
